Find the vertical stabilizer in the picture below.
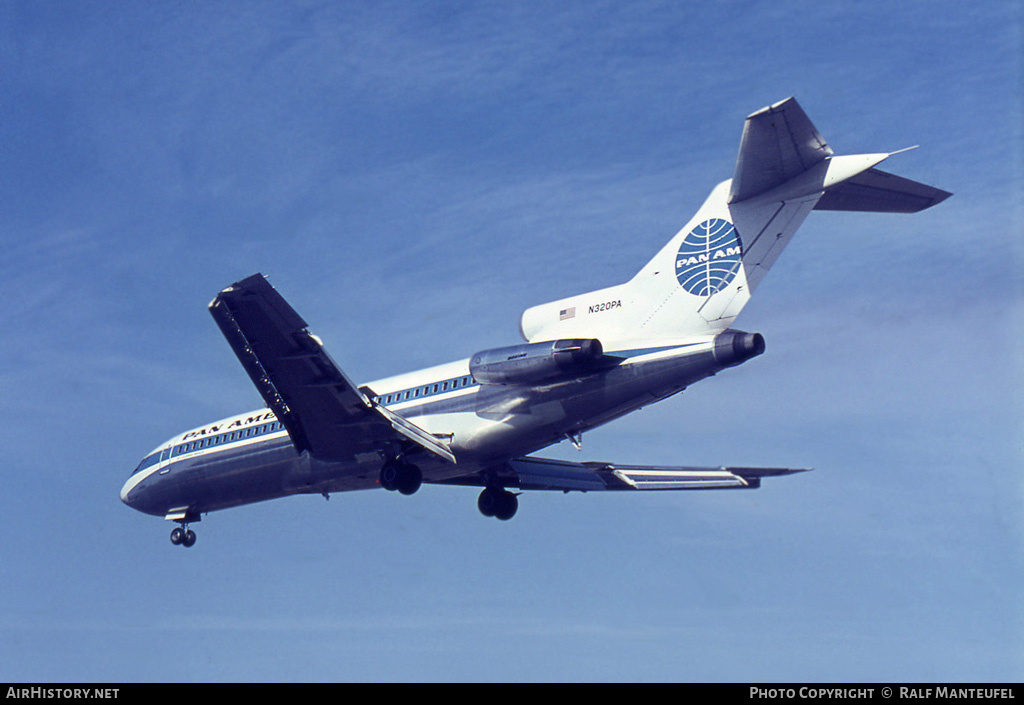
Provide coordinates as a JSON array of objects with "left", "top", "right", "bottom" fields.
[{"left": 519, "top": 98, "right": 950, "bottom": 347}]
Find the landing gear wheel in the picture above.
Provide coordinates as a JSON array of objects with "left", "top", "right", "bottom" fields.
[
  {"left": 478, "top": 487, "right": 499, "bottom": 517},
  {"left": 478, "top": 487, "right": 518, "bottom": 520},
  {"left": 379, "top": 461, "right": 402, "bottom": 492},
  {"left": 397, "top": 464, "right": 422, "bottom": 495},
  {"left": 494, "top": 491, "right": 518, "bottom": 521},
  {"left": 380, "top": 461, "right": 422, "bottom": 495},
  {"left": 170, "top": 525, "right": 197, "bottom": 547}
]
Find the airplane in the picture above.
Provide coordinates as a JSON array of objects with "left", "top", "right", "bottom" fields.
[{"left": 121, "top": 97, "right": 951, "bottom": 546}]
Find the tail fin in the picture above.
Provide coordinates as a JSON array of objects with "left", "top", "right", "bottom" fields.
[
  {"left": 729, "top": 97, "right": 833, "bottom": 203},
  {"left": 519, "top": 98, "right": 951, "bottom": 346}
]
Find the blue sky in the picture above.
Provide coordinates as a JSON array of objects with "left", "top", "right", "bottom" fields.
[{"left": 1, "top": 0, "right": 1021, "bottom": 682}]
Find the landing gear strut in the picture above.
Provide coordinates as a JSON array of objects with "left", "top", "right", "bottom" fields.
[
  {"left": 478, "top": 487, "right": 518, "bottom": 521},
  {"left": 379, "top": 460, "right": 422, "bottom": 495},
  {"left": 169, "top": 524, "right": 196, "bottom": 547}
]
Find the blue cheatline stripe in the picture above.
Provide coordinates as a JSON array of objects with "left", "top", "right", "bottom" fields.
[
  {"left": 131, "top": 420, "right": 291, "bottom": 477},
  {"left": 172, "top": 420, "right": 286, "bottom": 457},
  {"left": 374, "top": 374, "right": 477, "bottom": 407},
  {"left": 178, "top": 421, "right": 288, "bottom": 453}
]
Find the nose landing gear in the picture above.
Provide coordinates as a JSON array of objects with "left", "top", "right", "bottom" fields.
[
  {"left": 170, "top": 524, "right": 196, "bottom": 547},
  {"left": 165, "top": 509, "right": 201, "bottom": 547}
]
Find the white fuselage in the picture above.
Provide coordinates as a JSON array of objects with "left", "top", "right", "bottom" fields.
[{"left": 121, "top": 337, "right": 728, "bottom": 519}]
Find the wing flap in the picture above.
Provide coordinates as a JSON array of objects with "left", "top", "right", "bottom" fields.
[
  {"left": 502, "top": 457, "right": 809, "bottom": 492},
  {"left": 374, "top": 401, "right": 456, "bottom": 464},
  {"left": 612, "top": 466, "right": 753, "bottom": 490}
]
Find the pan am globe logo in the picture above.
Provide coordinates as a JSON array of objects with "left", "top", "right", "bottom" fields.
[{"left": 675, "top": 218, "right": 743, "bottom": 296}]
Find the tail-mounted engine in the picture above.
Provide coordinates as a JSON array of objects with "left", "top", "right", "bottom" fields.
[
  {"left": 713, "top": 329, "right": 765, "bottom": 369},
  {"left": 470, "top": 339, "right": 604, "bottom": 385}
]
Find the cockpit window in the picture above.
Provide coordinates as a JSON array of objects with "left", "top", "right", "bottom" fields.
[{"left": 131, "top": 451, "right": 161, "bottom": 477}]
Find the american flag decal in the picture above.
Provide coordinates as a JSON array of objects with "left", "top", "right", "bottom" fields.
[{"left": 559, "top": 307, "right": 575, "bottom": 320}]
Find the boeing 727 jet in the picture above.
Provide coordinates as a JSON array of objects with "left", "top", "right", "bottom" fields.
[{"left": 121, "top": 98, "right": 951, "bottom": 546}]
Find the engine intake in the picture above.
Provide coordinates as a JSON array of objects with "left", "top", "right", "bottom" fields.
[{"left": 470, "top": 339, "right": 604, "bottom": 385}]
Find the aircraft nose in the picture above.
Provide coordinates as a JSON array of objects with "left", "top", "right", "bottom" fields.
[
  {"left": 120, "top": 478, "right": 134, "bottom": 506},
  {"left": 121, "top": 470, "right": 148, "bottom": 510}
]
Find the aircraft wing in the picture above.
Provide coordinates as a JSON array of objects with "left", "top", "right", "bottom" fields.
[
  {"left": 436, "top": 456, "right": 809, "bottom": 491},
  {"left": 208, "top": 273, "right": 455, "bottom": 464}
]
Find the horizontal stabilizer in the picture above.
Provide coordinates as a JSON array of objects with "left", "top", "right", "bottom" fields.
[
  {"left": 730, "top": 97, "right": 833, "bottom": 203},
  {"left": 814, "top": 167, "right": 952, "bottom": 213}
]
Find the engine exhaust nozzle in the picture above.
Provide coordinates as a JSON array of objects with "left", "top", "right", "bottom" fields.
[{"left": 713, "top": 329, "right": 765, "bottom": 369}]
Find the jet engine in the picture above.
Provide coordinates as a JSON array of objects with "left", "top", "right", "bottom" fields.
[
  {"left": 470, "top": 338, "right": 604, "bottom": 385},
  {"left": 712, "top": 329, "right": 765, "bottom": 369}
]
